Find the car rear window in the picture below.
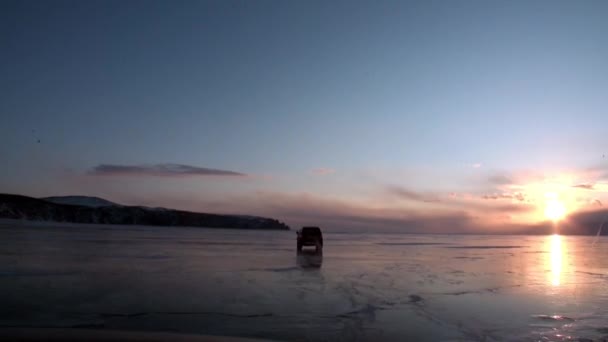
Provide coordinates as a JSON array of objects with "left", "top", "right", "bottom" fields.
[{"left": 302, "top": 227, "right": 321, "bottom": 235}]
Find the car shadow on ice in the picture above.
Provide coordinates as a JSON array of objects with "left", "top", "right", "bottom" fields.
[{"left": 296, "top": 249, "right": 323, "bottom": 269}]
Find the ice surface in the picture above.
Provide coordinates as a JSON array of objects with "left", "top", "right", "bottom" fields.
[{"left": 1, "top": 221, "right": 608, "bottom": 341}]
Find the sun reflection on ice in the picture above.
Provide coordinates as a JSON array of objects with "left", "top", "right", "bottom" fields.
[{"left": 550, "top": 234, "right": 563, "bottom": 286}]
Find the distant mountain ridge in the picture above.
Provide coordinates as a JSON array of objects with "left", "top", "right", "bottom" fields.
[
  {"left": 41, "top": 196, "right": 120, "bottom": 208},
  {"left": 0, "top": 194, "right": 289, "bottom": 230}
]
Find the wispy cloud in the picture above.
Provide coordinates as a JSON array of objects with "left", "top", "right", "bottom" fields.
[
  {"left": 89, "top": 164, "right": 246, "bottom": 177},
  {"left": 214, "top": 191, "right": 533, "bottom": 232},
  {"left": 472, "top": 163, "right": 482, "bottom": 168},
  {"left": 386, "top": 185, "right": 440, "bottom": 203},
  {"left": 488, "top": 174, "right": 513, "bottom": 185},
  {"left": 235, "top": 191, "right": 475, "bottom": 233},
  {"left": 572, "top": 183, "right": 594, "bottom": 190},
  {"left": 311, "top": 168, "right": 335, "bottom": 175},
  {"left": 484, "top": 202, "right": 534, "bottom": 213},
  {"left": 482, "top": 192, "right": 526, "bottom": 202}
]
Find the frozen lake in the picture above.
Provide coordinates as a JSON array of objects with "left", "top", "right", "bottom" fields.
[{"left": 1, "top": 220, "right": 608, "bottom": 341}]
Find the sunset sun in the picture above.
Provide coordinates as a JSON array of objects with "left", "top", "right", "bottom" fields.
[{"left": 544, "top": 193, "right": 566, "bottom": 221}]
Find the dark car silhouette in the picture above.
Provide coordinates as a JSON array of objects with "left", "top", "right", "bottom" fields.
[{"left": 296, "top": 226, "right": 323, "bottom": 252}]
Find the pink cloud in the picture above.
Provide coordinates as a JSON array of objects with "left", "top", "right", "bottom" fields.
[
  {"left": 572, "top": 183, "right": 594, "bottom": 190},
  {"left": 311, "top": 168, "right": 335, "bottom": 175},
  {"left": 89, "top": 163, "right": 246, "bottom": 177},
  {"left": 386, "top": 185, "right": 441, "bottom": 203},
  {"left": 481, "top": 192, "right": 526, "bottom": 202}
]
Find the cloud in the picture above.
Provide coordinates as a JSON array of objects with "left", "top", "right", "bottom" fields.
[
  {"left": 482, "top": 194, "right": 508, "bottom": 200},
  {"left": 244, "top": 191, "right": 535, "bottom": 232},
  {"left": 89, "top": 163, "right": 246, "bottom": 177},
  {"left": 488, "top": 174, "right": 513, "bottom": 185},
  {"left": 481, "top": 192, "right": 526, "bottom": 202},
  {"left": 472, "top": 163, "right": 482, "bottom": 169},
  {"left": 239, "top": 191, "right": 475, "bottom": 233},
  {"left": 385, "top": 185, "right": 536, "bottom": 215},
  {"left": 486, "top": 202, "right": 534, "bottom": 213},
  {"left": 452, "top": 195, "right": 533, "bottom": 214},
  {"left": 386, "top": 185, "right": 440, "bottom": 203},
  {"left": 311, "top": 168, "right": 335, "bottom": 175},
  {"left": 572, "top": 184, "right": 594, "bottom": 190}
]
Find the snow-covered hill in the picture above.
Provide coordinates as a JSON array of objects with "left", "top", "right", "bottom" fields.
[
  {"left": 0, "top": 193, "right": 289, "bottom": 230},
  {"left": 41, "top": 196, "right": 120, "bottom": 208}
]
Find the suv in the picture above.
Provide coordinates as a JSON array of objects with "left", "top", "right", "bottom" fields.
[{"left": 297, "top": 226, "right": 323, "bottom": 252}]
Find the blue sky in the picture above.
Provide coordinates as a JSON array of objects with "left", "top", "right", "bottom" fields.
[{"left": 2, "top": 0, "right": 608, "bottom": 231}]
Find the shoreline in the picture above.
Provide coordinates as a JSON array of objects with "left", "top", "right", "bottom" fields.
[{"left": 0, "top": 219, "right": 290, "bottom": 231}]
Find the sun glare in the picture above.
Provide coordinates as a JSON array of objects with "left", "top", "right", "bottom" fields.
[{"left": 544, "top": 192, "right": 566, "bottom": 221}]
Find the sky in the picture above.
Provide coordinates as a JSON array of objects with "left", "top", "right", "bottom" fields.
[{"left": 2, "top": 0, "right": 608, "bottom": 232}]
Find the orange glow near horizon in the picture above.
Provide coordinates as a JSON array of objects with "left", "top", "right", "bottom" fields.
[{"left": 502, "top": 175, "right": 589, "bottom": 223}]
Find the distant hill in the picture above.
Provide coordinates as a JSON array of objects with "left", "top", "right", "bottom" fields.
[
  {"left": 494, "top": 208, "right": 608, "bottom": 236},
  {"left": 557, "top": 208, "right": 608, "bottom": 235},
  {"left": 0, "top": 193, "right": 289, "bottom": 230},
  {"left": 41, "top": 196, "right": 119, "bottom": 208}
]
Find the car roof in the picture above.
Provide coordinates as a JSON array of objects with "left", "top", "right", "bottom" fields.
[{"left": 301, "top": 226, "right": 321, "bottom": 233}]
